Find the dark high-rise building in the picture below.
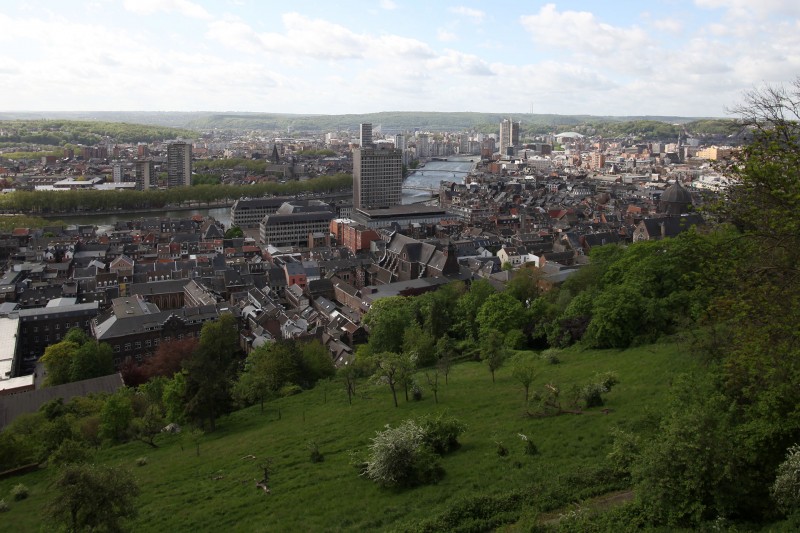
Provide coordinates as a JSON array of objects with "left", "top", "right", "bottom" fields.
[
  {"left": 353, "top": 145, "right": 402, "bottom": 210},
  {"left": 167, "top": 141, "right": 192, "bottom": 188}
]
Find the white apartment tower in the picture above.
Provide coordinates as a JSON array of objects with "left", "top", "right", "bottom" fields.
[
  {"left": 499, "top": 118, "right": 520, "bottom": 156},
  {"left": 353, "top": 145, "right": 403, "bottom": 210},
  {"left": 167, "top": 141, "right": 192, "bottom": 188}
]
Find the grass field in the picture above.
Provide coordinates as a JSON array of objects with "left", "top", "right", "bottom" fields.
[{"left": 0, "top": 342, "right": 695, "bottom": 532}]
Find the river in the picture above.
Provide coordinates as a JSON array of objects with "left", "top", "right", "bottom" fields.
[
  {"left": 402, "top": 156, "right": 477, "bottom": 204},
  {"left": 48, "top": 158, "right": 476, "bottom": 232}
]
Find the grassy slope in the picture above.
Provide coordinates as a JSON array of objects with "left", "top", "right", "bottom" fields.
[{"left": 0, "top": 342, "right": 693, "bottom": 532}]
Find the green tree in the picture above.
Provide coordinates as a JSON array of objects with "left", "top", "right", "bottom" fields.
[
  {"left": 363, "top": 296, "right": 415, "bottom": 354},
  {"left": 224, "top": 226, "right": 244, "bottom": 238},
  {"left": 69, "top": 341, "right": 114, "bottom": 382},
  {"left": 480, "top": 329, "right": 508, "bottom": 383},
  {"left": 46, "top": 463, "right": 139, "bottom": 532},
  {"left": 182, "top": 313, "right": 241, "bottom": 431},
  {"left": 435, "top": 335, "right": 456, "bottom": 384},
  {"left": 40, "top": 340, "right": 80, "bottom": 386},
  {"left": 372, "top": 351, "right": 411, "bottom": 408},
  {"left": 100, "top": 390, "right": 134, "bottom": 444},
  {"left": 476, "top": 292, "right": 527, "bottom": 338},
  {"left": 510, "top": 352, "right": 538, "bottom": 404},
  {"left": 403, "top": 322, "right": 437, "bottom": 368},
  {"left": 233, "top": 346, "right": 276, "bottom": 413},
  {"left": 455, "top": 279, "right": 496, "bottom": 339}
]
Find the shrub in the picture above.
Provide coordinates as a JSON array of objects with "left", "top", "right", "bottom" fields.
[
  {"left": 419, "top": 413, "right": 466, "bottom": 455},
  {"left": 519, "top": 433, "right": 538, "bottom": 456},
  {"left": 362, "top": 420, "right": 444, "bottom": 488},
  {"left": 496, "top": 440, "right": 509, "bottom": 457},
  {"left": 135, "top": 457, "right": 148, "bottom": 467},
  {"left": 540, "top": 349, "right": 561, "bottom": 365},
  {"left": 607, "top": 428, "right": 639, "bottom": 479},
  {"left": 0, "top": 499, "right": 8, "bottom": 513},
  {"left": 580, "top": 372, "right": 619, "bottom": 408},
  {"left": 772, "top": 444, "right": 800, "bottom": 514},
  {"left": 10, "top": 484, "right": 29, "bottom": 501},
  {"left": 308, "top": 441, "right": 324, "bottom": 463},
  {"left": 279, "top": 384, "right": 302, "bottom": 397},
  {"left": 411, "top": 382, "right": 423, "bottom": 401},
  {"left": 49, "top": 439, "right": 92, "bottom": 467}
]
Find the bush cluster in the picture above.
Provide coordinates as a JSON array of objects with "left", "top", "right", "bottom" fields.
[{"left": 361, "top": 415, "right": 465, "bottom": 488}]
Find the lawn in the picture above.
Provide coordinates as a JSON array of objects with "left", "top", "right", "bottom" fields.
[{"left": 0, "top": 341, "right": 695, "bottom": 532}]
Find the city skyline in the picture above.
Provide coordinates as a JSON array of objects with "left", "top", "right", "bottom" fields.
[{"left": 1, "top": 1, "right": 799, "bottom": 117}]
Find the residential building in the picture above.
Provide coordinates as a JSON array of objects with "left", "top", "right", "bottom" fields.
[
  {"left": 500, "top": 118, "right": 520, "bottom": 156},
  {"left": 134, "top": 160, "right": 155, "bottom": 191},
  {"left": 259, "top": 202, "right": 336, "bottom": 247},
  {"left": 167, "top": 141, "right": 192, "bottom": 188}
]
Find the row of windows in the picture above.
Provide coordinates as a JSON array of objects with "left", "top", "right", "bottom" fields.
[
  {"left": 111, "top": 331, "right": 198, "bottom": 353},
  {"left": 25, "top": 321, "right": 89, "bottom": 334}
]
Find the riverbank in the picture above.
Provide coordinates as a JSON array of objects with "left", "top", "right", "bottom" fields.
[{"left": 36, "top": 200, "right": 233, "bottom": 219}]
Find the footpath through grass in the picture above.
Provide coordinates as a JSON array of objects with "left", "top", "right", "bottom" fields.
[{"left": 0, "top": 342, "right": 693, "bottom": 532}]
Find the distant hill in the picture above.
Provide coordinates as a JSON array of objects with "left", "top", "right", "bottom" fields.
[{"left": 0, "top": 111, "right": 726, "bottom": 136}]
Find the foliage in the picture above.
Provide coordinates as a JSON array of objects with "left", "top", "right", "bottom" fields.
[
  {"left": 480, "top": 329, "right": 509, "bottom": 383},
  {"left": 39, "top": 330, "right": 114, "bottom": 386},
  {"left": 363, "top": 296, "right": 415, "bottom": 355},
  {"left": 579, "top": 372, "right": 619, "bottom": 408},
  {"left": 418, "top": 413, "right": 466, "bottom": 455},
  {"left": 49, "top": 439, "right": 93, "bottom": 467},
  {"left": 0, "top": 499, "right": 7, "bottom": 513},
  {"left": 10, "top": 483, "right": 29, "bottom": 501},
  {"left": 403, "top": 322, "right": 437, "bottom": 368},
  {"left": 224, "top": 226, "right": 244, "bottom": 238},
  {"left": 45, "top": 463, "right": 139, "bottom": 532},
  {"left": 100, "top": 389, "right": 134, "bottom": 444},
  {"left": 771, "top": 445, "right": 800, "bottom": 514},
  {"left": 182, "top": 314, "right": 242, "bottom": 431},
  {"left": 371, "top": 351, "right": 414, "bottom": 407},
  {"left": 606, "top": 428, "right": 640, "bottom": 479},
  {"left": 361, "top": 420, "right": 444, "bottom": 488},
  {"left": 510, "top": 352, "right": 539, "bottom": 404},
  {"left": 455, "top": 280, "right": 496, "bottom": 339}
]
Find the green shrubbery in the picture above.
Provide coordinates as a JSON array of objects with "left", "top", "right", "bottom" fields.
[{"left": 360, "top": 415, "right": 465, "bottom": 489}]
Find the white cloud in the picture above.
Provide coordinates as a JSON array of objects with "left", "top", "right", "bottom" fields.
[
  {"left": 123, "top": 0, "right": 211, "bottom": 20},
  {"left": 694, "top": 0, "right": 800, "bottom": 19},
  {"left": 449, "top": 6, "right": 485, "bottom": 23},
  {"left": 207, "top": 13, "right": 434, "bottom": 61},
  {"left": 653, "top": 18, "right": 683, "bottom": 34},
  {"left": 380, "top": 0, "right": 397, "bottom": 10},
  {"left": 437, "top": 28, "right": 457, "bottom": 42},
  {"left": 426, "top": 50, "right": 494, "bottom": 76},
  {"left": 520, "top": 4, "right": 650, "bottom": 56}
]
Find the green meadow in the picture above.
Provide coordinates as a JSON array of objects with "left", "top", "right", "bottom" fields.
[{"left": 0, "top": 342, "right": 693, "bottom": 532}]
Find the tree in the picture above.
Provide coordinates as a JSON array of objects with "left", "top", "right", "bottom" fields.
[
  {"left": 46, "top": 464, "right": 139, "bottom": 532},
  {"left": 224, "top": 226, "right": 244, "bottom": 238},
  {"left": 510, "top": 352, "right": 538, "bottom": 404},
  {"left": 435, "top": 335, "right": 455, "bottom": 384},
  {"left": 455, "top": 279, "right": 496, "bottom": 339},
  {"left": 363, "top": 296, "right": 415, "bottom": 354},
  {"left": 182, "top": 313, "right": 241, "bottom": 431},
  {"left": 233, "top": 346, "right": 276, "bottom": 413},
  {"left": 480, "top": 329, "right": 508, "bottom": 383},
  {"left": 476, "top": 292, "right": 527, "bottom": 338},
  {"left": 372, "top": 352, "right": 412, "bottom": 408},
  {"left": 772, "top": 444, "right": 800, "bottom": 514},
  {"left": 69, "top": 341, "right": 114, "bottom": 383},
  {"left": 40, "top": 340, "right": 80, "bottom": 386},
  {"left": 299, "top": 340, "right": 335, "bottom": 385},
  {"left": 402, "top": 322, "right": 436, "bottom": 368},
  {"left": 100, "top": 389, "right": 133, "bottom": 444},
  {"left": 506, "top": 266, "right": 542, "bottom": 304},
  {"left": 143, "top": 337, "right": 198, "bottom": 379}
]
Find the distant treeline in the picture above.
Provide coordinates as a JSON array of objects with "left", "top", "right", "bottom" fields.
[
  {"left": 0, "top": 173, "right": 352, "bottom": 214},
  {"left": 0, "top": 119, "right": 197, "bottom": 147}
]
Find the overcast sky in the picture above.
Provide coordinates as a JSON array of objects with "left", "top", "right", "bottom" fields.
[{"left": 1, "top": 0, "right": 799, "bottom": 117}]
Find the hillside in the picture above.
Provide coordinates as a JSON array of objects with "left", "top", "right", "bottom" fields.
[{"left": 0, "top": 343, "right": 690, "bottom": 532}]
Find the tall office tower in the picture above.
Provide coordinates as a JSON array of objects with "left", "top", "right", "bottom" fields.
[
  {"left": 499, "top": 118, "right": 520, "bottom": 156},
  {"left": 417, "top": 134, "right": 430, "bottom": 158},
  {"left": 353, "top": 145, "right": 403, "bottom": 210},
  {"left": 360, "top": 123, "right": 373, "bottom": 148},
  {"left": 394, "top": 133, "right": 407, "bottom": 164},
  {"left": 167, "top": 141, "right": 192, "bottom": 188},
  {"left": 134, "top": 160, "right": 155, "bottom": 190}
]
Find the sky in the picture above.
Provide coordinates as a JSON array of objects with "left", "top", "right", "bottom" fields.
[{"left": 1, "top": 0, "right": 799, "bottom": 117}]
